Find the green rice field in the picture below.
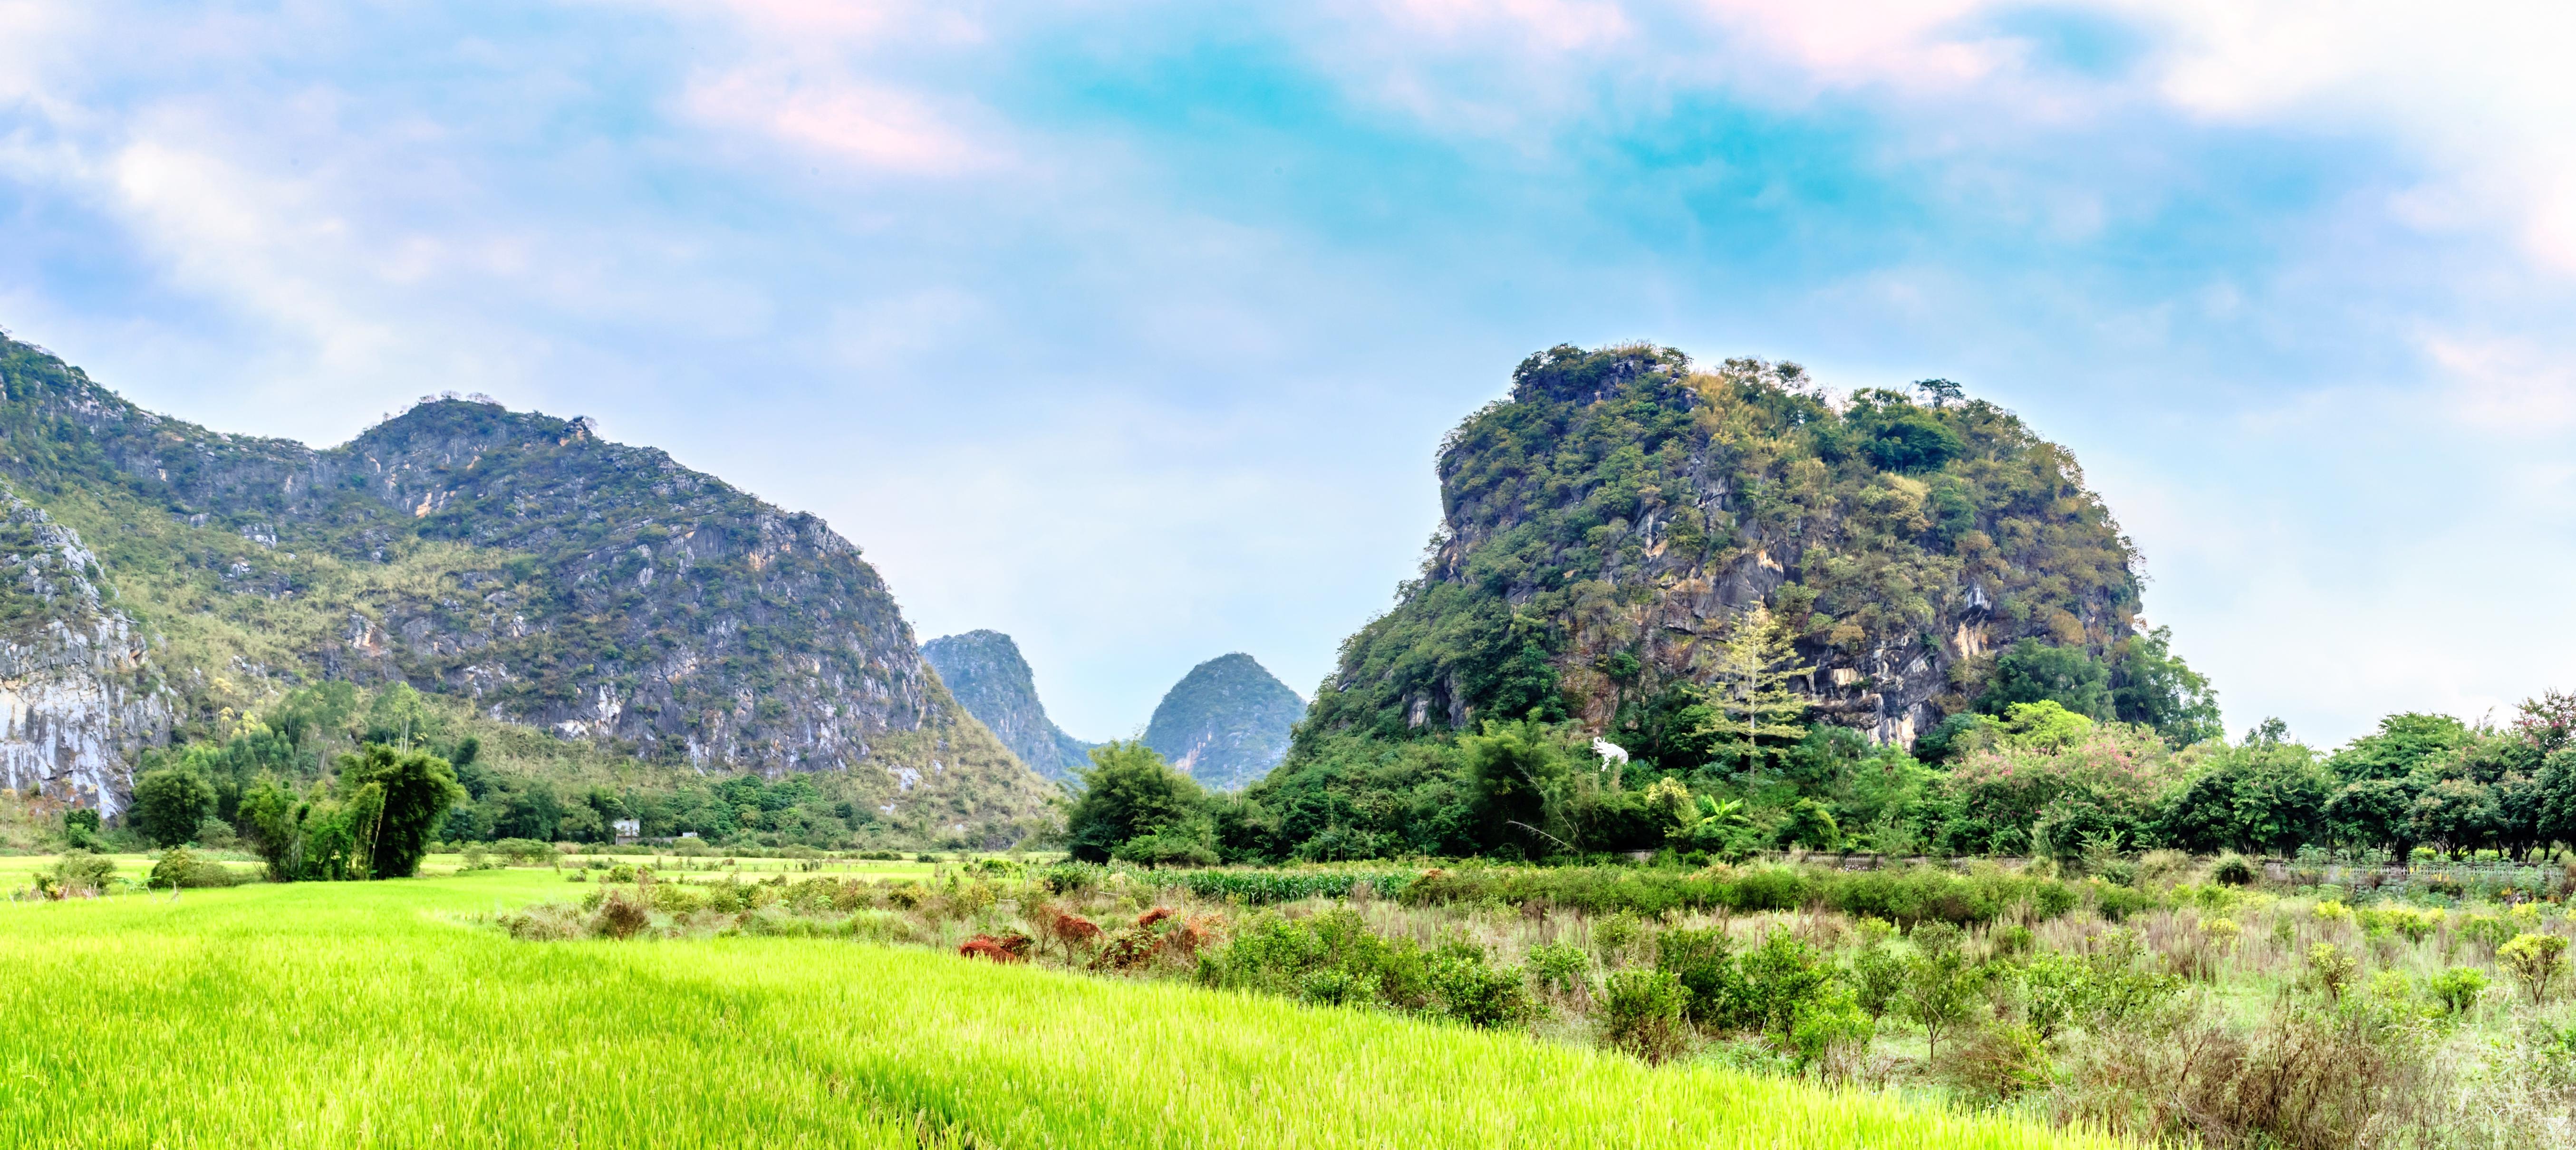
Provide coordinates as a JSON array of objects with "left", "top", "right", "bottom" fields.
[{"left": 0, "top": 863, "right": 2123, "bottom": 1149}]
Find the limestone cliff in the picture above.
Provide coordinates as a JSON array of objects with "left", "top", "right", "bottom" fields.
[
  {"left": 0, "top": 332, "right": 1050, "bottom": 823},
  {"left": 0, "top": 483, "right": 172, "bottom": 815}
]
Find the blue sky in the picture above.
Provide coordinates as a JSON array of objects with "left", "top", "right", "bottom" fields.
[{"left": 4, "top": 1, "right": 2573, "bottom": 746}]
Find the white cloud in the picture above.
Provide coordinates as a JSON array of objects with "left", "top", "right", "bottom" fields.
[{"left": 2421, "top": 332, "right": 2576, "bottom": 435}]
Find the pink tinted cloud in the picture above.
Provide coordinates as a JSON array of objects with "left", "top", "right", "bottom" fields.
[{"left": 684, "top": 69, "right": 999, "bottom": 175}]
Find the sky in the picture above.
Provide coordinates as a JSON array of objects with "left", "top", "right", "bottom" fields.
[{"left": 2, "top": 1, "right": 2572, "bottom": 748}]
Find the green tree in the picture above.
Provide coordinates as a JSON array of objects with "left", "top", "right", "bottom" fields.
[
  {"left": 1064, "top": 741, "right": 1209, "bottom": 863},
  {"left": 2156, "top": 734, "right": 2334, "bottom": 855},
  {"left": 1978, "top": 641, "right": 2110, "bottom": 720},
  {"left": 61, "top": 807, "right": 101, "bottom": 850},
  {"left": 2109, "top": 626, "right": 2222, "bottom": 747},
  {"left": 2325, "top": 776, "right": 2422, "bottom": 856},
  {"left": 1460, "top": 720, "right": 1581, "bottom": 856},
  {"left": 131, "top": 763, "right": 217, "bottom": 848},
  {"left": 1899, "top": 932, "right": 1978, "bottom": 1059},
  {"left": 2328, "top": 713, "right": 2471, "bottom": 783},
  {"left": 1698, "top": 605, "right": 1813, "bottom": 776},
  {"left": 336, "top": 744, "right": 466, "bottom": 879},
  {"left": 236, "top": 778, "right": 306, "bottom": 881}
]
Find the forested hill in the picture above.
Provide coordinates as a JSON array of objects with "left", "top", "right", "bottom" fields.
[
  {"left": 0, "top": 331, "right": 1054, "bottom": 832},
  {"left": 924, "top": 630, "right": 1094, "bottom": 781},
  {"left": 1296, "top": 344, "right": 2209, "bottom": 764}
]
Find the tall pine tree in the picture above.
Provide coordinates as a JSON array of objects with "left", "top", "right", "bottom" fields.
[{"left": 1699, "top": 605, "right": 1813, "bottom": 775}]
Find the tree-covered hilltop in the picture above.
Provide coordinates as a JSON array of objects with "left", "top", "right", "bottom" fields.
[{"left": 0, "top": 330, "right": 1054, "bottom": 839}]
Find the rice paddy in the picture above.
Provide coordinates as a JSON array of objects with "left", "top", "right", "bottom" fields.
[{"left": 0, "top": 865, "right": 2123, "bottom": 1149}]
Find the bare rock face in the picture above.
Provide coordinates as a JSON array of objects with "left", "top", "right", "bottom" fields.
[
  {"left": 0, "top": 333, "right": 1050, "bottom": 822},
  {"left": 0, "top": 484, "right": 172, "bottom": 815},
  {"left": 1144, "top": 653, "right": 1303, "bottom": 792}
]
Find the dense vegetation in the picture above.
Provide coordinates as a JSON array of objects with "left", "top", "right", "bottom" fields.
[
  {"left": 26, "top": 681, "right": 1051, "bottom": 857},
  {"left": 1065, "top": 664, "right": 2576, "bottom": 871}
]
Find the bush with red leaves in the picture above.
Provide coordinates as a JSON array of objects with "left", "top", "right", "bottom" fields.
[{"left": 959, "top": 932, "right": 1035, "bottom": 963}]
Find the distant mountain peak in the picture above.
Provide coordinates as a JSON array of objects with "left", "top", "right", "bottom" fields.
[
  {"left": 923, "top": 630, "right": 1094, "bottom": 782},
  {"left": 1144, "top": 652, "right": 1302, "bottom": 791}
]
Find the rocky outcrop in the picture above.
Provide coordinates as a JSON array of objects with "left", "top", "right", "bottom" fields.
[
  {"left": 1144, "top": 654, "right": 1303, "bottom": 791},
  {"left": 0, "top": 485, "right": 172, "bottom": 815},
  {"left": 1306, "top": 345, "right": 2143, "bottom": 754},
  {"left": 923, "top": 630, "right": 1093, "bottom": 781}
]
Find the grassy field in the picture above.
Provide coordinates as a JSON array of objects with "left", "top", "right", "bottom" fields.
[{"left": 0, "top": 867, "right": 2120, "bottom": 1150}]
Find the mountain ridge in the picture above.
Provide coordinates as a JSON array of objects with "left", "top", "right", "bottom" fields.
[{"left": 0, "top": 330, "right": 1052, "bottom": 833}]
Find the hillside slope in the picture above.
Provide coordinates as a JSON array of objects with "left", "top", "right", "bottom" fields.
[
  {"left": 923, "top": 630, "right": 1094, "bottom": 781},
  {"left": 0, "top": 332, "right": 1052, "bottom": 826},
  {"left": 1302, "top": 345, "right": 2146, "bottom": 756},
  {"left": 1144, "top": 653, "right": 1303, "bottom": 792}
]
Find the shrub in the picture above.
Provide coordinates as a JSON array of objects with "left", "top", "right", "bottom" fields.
[
  {"left": 1736, "top": 928, "right": 1834, "bottom": 1039},
  {"left": 2499, "top": 933, "right": 2569, "bottom": 1003},
  {"left": 1527, "top": 942, "right": 1590, "bottom": 997},
  {"left": 1899, "top": 944, "right": 1978, "bottom": 1059},
  {"left": 62, "top": 807, "right": 102, "bottom": 850},
  {"left": 1784, "top": 984, "right": 1873, "bottom": 1075},
  {"left": 1938, "top": 1023, "right": 2052, "bottom": 1102},
  {"left": 1849, "top": 940, "right": 1906, "bottom": 1021},
  {"left": 2305, "top": 943, "right": 2357, "bottom": 1002},
  {"left": 1427, "top": 947, "right": 1534, "bottom": 1028},
  {"left": 2210, "top": 853, "right": 2257, "bottom": 887},
  {"left": 2427, "top": 966, "right": 2487, "bottom": 1016},
  {"left": 2075, "top": 931, "right": 2184, "bottom": 1030},
  {"left": 53, "top": 850, "right": 117, "bottom": 894},
  {"left": 1593, "top": 913, "right": 1644, "bottom": 966},
  {"left": 1035, "top": 862, "right": 1100, "bottom": 896},
  {"left": 649, "top": 883, "right": 708, "bottom": 913},
  {"left": 959, "top": 933, "right": 1034, "bottom": 963},
  {"left": 2458, "top": 911, "right": 2515, "bottom": 955},
  {"left": 1653, "top": 927, "right": 1738, "bottom": 1027},
  {"left": 146, "top": 848, "right": 239, "bottom": 890},
  {"left": 592, "top": 892, "right": 651, "bottom": 939},
  {"left": 1598, "top": 968, "right": 1691, "bottom": 1064},
  {"left": 1991, "top": 924, "right": 2036, "bottom": 957},
  {"left": 1034, "top": 905, "right": 1103, "bottom": 963},
  {"left": 2389, "top": 906, "right": 2440, "bottom": 944},
  {"left": 2137, "top": 849, "right": 2191, "bottom": 887},
  {"left": 493, "top": 838, "right": 554, "bottom": 866}
]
